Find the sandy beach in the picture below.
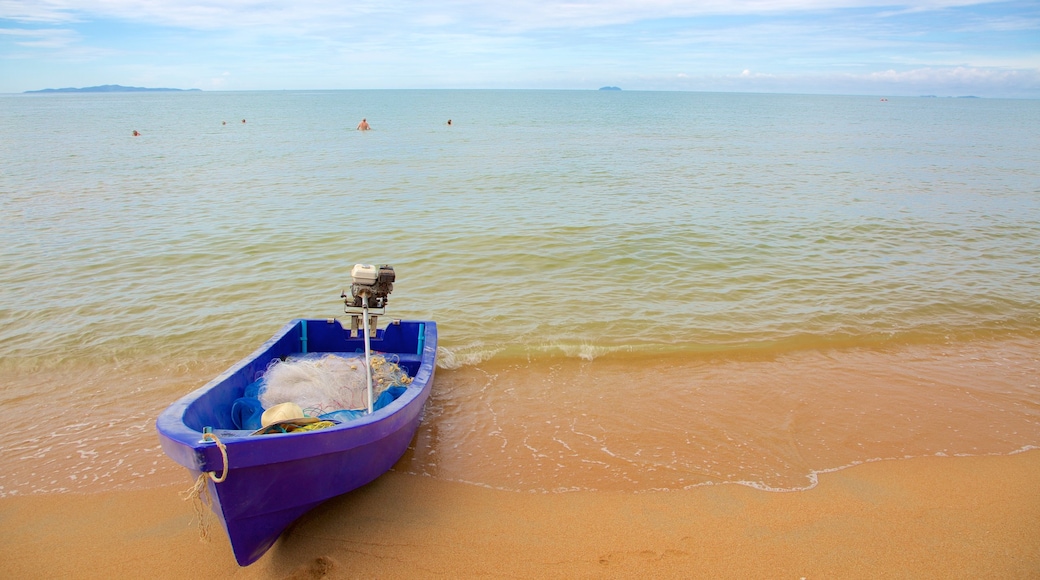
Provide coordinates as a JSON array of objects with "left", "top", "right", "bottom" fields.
[{"left": 3, "top": 449, "right": 1037, "bottom": 579}]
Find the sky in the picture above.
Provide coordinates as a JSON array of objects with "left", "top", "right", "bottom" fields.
[{"left": 1, "top": 0, "right": 1038, "bottom": 97}]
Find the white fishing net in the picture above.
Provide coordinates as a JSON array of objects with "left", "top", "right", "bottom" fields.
[{"left": 258, "top": 353, "right": 412, "bottom": 416}]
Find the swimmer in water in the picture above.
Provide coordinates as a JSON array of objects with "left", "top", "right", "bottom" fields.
[
  {"left": 132, "top": 130, "right": 140, "bottom": 136},
  {"left": 357, "top": 118, "right": 371, "bottom": 131}
]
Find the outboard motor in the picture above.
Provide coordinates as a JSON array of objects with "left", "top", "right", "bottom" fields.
[
  {"left": 344, "top": 264, "right": 395, "bottom": 309},
  {"left": 341, "top": 264, "right": 396, "bottom": 413}
]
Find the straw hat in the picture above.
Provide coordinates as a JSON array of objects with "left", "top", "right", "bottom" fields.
[{"left": 260, "top": 402, "right": 306, "bottom": 427}]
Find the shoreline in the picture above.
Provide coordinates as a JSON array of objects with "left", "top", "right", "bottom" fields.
[
  {"left": 4, "top": 450, "right": 1038, "bottom": 578},
  {"left": 3, "top": 337, "right": 1037, "bottom": 497}
]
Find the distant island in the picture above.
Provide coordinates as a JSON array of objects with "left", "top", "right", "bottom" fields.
[
  {"left": 24, "top": 84, "right": 201, "bottom": 94},
  {"left": 599, "top": 86, "right": 622, "bottom": 91}
]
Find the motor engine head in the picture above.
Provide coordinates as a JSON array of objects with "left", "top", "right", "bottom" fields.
[{"left": 344, "top": 264, "right": 395, "bottom": 309}]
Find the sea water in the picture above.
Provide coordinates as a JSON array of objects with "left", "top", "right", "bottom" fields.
[{"left": 1, "top": 90, "right": 1038, "bottom": 496}]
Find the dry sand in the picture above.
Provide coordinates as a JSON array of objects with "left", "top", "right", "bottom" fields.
[{"left": 3, "top": 450, "right": 1038, "bottom": 579}]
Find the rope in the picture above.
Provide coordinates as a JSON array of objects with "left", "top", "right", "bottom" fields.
[
  {"left": 182, "top": 474, "right": 212, "bottom": 541},
  {"left": 180, "top": 432, "right": 228, "bottom": 541},
  {"left": 202, "top": 432, "right": 228, "bottom": 483}
]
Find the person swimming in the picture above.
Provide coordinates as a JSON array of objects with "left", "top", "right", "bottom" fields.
[{"left": 357, "top": 118, "right": 371, "bottom": 131}]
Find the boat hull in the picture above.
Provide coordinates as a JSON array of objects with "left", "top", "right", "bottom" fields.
[{"left": 156, "top": 318, "right": 437, "bottom": 566}]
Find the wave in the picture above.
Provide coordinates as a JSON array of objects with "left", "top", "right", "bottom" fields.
[{"left": 431, "top": 325, "right": 1040, "bottom": 369}]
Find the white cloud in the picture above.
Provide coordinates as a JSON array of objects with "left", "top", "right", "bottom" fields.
[
  {"left": 864, "top": 66, "right": 1040, "bottom": 89},
  {"left": 739, "top": 69, "right": 776, "bottom": 78},
  {"left": 0, "top": 1, "right": 77, "bottom": 23},
  {"left": 0, "top": 0, "right": 1006, "bottom": 32},
  {"left": 0, "top": 26, "right": 78, "bottom": 47}
]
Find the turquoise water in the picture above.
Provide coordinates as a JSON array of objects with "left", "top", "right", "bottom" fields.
[{"left": 1, "top": 90, "right": 1038, "bottom": 496}]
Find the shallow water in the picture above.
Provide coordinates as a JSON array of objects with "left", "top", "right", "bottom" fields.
[
  {"left": 1, "top": 90, "right": 1038, "bottom": 496},
  {"left": 404, "top": 339, "right": 1039, "bottom": 492}
]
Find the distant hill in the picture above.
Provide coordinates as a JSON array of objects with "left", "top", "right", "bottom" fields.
[
  {"left": 24, "top": 84, "right": 201, "bottom": 93},
  {"left": 599, "top": 86, "right": 622, "bottom": 91}
]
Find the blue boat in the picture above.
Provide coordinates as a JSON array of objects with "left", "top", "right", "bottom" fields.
[{"left": 156, "top": 267, "right": 437, "bottom": 566}]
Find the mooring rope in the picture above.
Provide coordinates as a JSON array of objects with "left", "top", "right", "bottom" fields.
[
  {"left": 201, "top": 432, "right": 228, "bottom": 483},
  {"left": 182, "top": 473, "right": 212, "bottom": 540},
  {"left": 180, "top": 432, "right": 228, "bottom": 541}
]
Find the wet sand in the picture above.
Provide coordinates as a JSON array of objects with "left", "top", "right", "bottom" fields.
[{"left": 3, "top": 450, "right": 1038, "bottom": 579}]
